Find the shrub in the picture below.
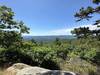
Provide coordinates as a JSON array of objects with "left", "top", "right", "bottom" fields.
[{"left": 0, "top": 48, "right": 35, "bottom": 68}]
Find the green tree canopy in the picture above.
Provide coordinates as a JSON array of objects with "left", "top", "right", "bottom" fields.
[
  {"left": 72, "top": 0, "right": 100, "bottom": 40},
  {"left": 0, "top": 6, "right": 30, "bottom": 48},
  {"left": 74, "top": 0, "right": 100, "bottom": 27},
  {"left": 0, "top": 6, "right": 30, "bottom": 33},
  {"left": 71, "top": 27, "right": 91, "bottom": 38}
]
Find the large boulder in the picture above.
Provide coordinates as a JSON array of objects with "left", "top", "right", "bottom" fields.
[
  {"left": 4, "top": 63, "right": 30, "bottom": 75},
  {"left": 5, "top": 63, "right": 76, "bottom": 75},
  {"left": 41, "top": 70, "right": 76, "bottom": 75},
  {"left": 16, "top": 67, "right": 50, "bottom": 75},
  {"left": 17, "top": 69, "right": 76, "bottom": 75}
]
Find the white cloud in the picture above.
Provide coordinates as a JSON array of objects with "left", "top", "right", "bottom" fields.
[
  {"left": 47, "top": 24, "right": 98, "bottom": 35},
  {"left": 48, "top": 28, "right": 72, "bottom": 35},
  {"left": 83, "top": 24, "right": 98, "bottom": 30},
  {"left": 23, "top": 24, "right": 99, "bottom": 36},
  {"left": 22, "top": 31, "right": 38, "bottom": 36}
]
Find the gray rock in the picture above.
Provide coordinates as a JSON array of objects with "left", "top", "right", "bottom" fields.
[
  {"left": 4, "top": 63, "right": 30, "bottom": 75},
  {"left": 40, "top": 70, "right": 76, "bottom": 75},
  {"left": 5, "top": 63, "right": 76, "bottom": 75},
  {"left": 16, "top": 67, "right": 50, "bottom": 75}
]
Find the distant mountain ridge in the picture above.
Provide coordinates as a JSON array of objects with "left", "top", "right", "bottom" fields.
[{"left": 23, "top": 35, "right": 76, "bottom": 42}]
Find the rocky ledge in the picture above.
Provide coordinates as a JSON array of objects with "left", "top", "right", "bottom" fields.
[{"left": 4, "top": 63, "right": 76, "bottom": 75}]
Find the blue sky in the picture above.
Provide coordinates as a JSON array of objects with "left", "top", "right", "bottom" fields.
[{"left": 0, "top": 0, "right": 99, "bottom": 35}]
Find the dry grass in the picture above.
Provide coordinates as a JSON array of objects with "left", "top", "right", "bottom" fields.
[
  {"left": 0, "top": 69, "right": 4, "bottom": 75},
  {"left": 60, "top": 58, "right": 97, "bottom": 75}
]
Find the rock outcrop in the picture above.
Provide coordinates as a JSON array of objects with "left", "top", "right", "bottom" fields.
[
  {"left": 16, "top": 67, "right": 50, "bottom": 75},
  {"left": 4, "top": 63, "right": 76, "bottom": 75},
  {"left": 4, "top": 63, "right": 30, "bottom": 75},
  {"left": 40, "top": 70, "right": 76, "bottom": 75}
]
